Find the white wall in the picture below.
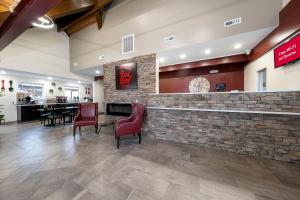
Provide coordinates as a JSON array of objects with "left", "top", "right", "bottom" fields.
[
  {"left": 93, "top": 80, "right": 105, "bottom": 113},
  {"left": 0, "top": 27, "right": 91, "bottom": 81},
  {"left": 70, "top": 0, "right": 281, "bottom": 71},
  {"left": 244, "top": 38, "right": 300, "bottom": 92},
  {"left": 0, "top": 74, "right": 92, "bottom": 122}
]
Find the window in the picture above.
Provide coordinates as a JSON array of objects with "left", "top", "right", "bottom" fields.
[
  {"left": 257, "top": 69, "right": 267, "bottom": 92},
  {"left": 64, "top": 87, "right": 79, "bottom": 101},
  {"left": 18, "top": 83, "right": 43, "bottom": 102}
]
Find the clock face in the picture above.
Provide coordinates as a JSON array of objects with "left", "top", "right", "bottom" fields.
[{"left": 189, "top": 77, "right": 210, "bottom": 93}]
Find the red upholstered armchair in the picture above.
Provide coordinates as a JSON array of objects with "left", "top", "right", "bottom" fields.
[
  {"left": 73, "top": 103, "right": 98, "bottom": 136},
  {"left": 115, "top": 103, "right": 145, "bottom": 148}
]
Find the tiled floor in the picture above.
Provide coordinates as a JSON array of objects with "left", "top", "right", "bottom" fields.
[{"left": 0, "top": 120, "right": 299, "bottom": 200}]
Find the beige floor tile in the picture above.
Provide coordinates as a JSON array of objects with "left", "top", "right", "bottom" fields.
[{"left": 0, "top": 121, "right": 298, "bottom": 200}]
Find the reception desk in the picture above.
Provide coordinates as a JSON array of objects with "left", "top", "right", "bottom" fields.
[
  {"left": 142, "top": 91, "right": 300, "bottom": 163},
  {"left": 16, "top": 103, "right": 78, "bottom": 122}
]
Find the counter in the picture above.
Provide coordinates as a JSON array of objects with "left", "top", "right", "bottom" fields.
[
  {"left": 142, "top": 91, "right": 300, "bottom": 163},
  {"left": 17, "top": 103, "right": 78, "bottom": 122}
]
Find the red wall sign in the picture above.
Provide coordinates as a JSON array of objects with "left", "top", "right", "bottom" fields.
[
  {"left": 274, "top": 34, "right": 300, "bottom": 68},
  {"left": 115, "top": 62, "right": 138, "bottom": 90}
]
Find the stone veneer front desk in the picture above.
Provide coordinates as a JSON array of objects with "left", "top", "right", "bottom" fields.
[{"left": 143, "top": 91, "right": 300, "bottom": 163}]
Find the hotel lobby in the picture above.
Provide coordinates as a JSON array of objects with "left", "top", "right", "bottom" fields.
[{"left": 0, "top": 0, "right": 299, "bottom": 199}]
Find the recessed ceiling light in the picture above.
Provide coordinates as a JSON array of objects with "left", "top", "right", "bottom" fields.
[
  {"left": 205, "top": 49, "right": 211, "bottom": 55},
  {"left": 98, "top": 55, "right": 105, "bottom": 60},
  {"left": 95, "top": 70, "right": 101, "bottom": 74},
  {"left": 180, "top": 54, "right": 186, "bottom": 59},
  {"left": 234, "top": 43, "right": 242, "bottom": 49},
  {"left": 73, "top": 62, "right": 78, "bottom": 66},
  {"left": 77, "top": 81, "right": 81, "bottom": 83},
  {"left": 0, "top": 70, "right": 6, "bottom": 74},
  {"left": 159, "top": 57, "right": 165, "bottom": 63},
  {"left": 47, "top": 77, "right": 52, "bottom": 80}
]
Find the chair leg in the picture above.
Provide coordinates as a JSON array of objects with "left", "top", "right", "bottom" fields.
[
  {"left": 95, "top": 124, "right": 98, "bottom": 134},
  {"left": 138, "top": 133, "right": 141, "bottom": 144},
  {"left": 73, "top": 127, "right": 76, "bottom": 137},
  {"left": 98, "top": 125, "right": 102, "bottom": 135},
  {"left": 117, "top": 137, "right": 120, "bottom": 149}
]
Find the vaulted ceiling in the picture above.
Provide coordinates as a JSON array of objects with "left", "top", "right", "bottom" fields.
[
  {"left": 50, "top": 0, "right": 113, "bottom": 35},
  {"left": 0, "top": 0, "right": 114, "bottom": 51},
  {"left": 0, "top": 0, "right": 113, "bottom": 35}
]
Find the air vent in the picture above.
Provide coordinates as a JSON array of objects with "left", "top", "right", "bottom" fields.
[
  {"left": 122, "top": 33, "right": 134, "bottom": 54},
  {"left": 163, "top": 35, "right": 175, "bottom": 43},
  {"left": 224, "top": 17, "right": 242, "bottom": 27}
]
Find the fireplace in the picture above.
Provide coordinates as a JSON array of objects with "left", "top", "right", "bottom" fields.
[{"left": 106, "top": 103, "right": 132, "bottom": 116}]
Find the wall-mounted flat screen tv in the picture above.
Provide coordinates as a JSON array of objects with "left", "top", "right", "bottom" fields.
[
  {"left": 274, "top": 34, "right": 300, "bottom": 68},
  {"left": 115, "top": 62, "right": 138, "bottom": 90}
]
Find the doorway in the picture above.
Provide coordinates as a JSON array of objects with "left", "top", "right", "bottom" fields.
[{"left": 257, "top": 68, "right": 267, "bottom": 92}]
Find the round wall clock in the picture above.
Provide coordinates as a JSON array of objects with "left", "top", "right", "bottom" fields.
[{"left": 189, "top": 77, "right": 210, "bottom": 93}]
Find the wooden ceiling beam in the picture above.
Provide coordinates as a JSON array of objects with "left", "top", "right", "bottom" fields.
[
  {"left": 58, "top": 0, "right": 112, "bottom": 33},
  {"left": 47, "top": 0, "right": 95, "bottom": 19},
  {"left": 65, "top": 9, "right": 103, "bottom": 35},
  {"left": 65, "top": 13, "right": 97, "bottom": 35},
  {"left": 95, "top": 9, "right": 103, "bottom": 30},
  {"left": 0, "top": 0, "right": 62, "bottom": 51}
]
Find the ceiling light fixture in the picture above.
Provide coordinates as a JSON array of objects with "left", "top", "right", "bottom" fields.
[
  {"left": 77, "top": 81, "right": 81, "bottom": 84},
  {"left": 10, "top": 0, "right": 54, "bottom": 29},
  {"left": 47, "top": 77, "right": 52, "bottom": 80},
  {"left": 205, "top": 49, "right": 211, "bottom": 55},
  {"left": 32, "top": 15, "right": 54, "bottom": 29},
  {"left": 180, "top": 54, "right": 186, "bottom": 59},
  {"left": 234, "top": 43, "right": 242, "bottom": 49},
  {"left": 95, "top": 70, "right": 101, "bottom": 74},
  {"left": 0, "top": 70, "right": 6, "bottom": 75},
  {"left": 159, "top": 57, "right": 165, "bottom": 63}
]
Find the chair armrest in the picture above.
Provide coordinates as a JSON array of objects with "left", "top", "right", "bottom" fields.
[
  {"left": 74, "top": 114, "right": 81, "bottom": 122},
  {"left": 115, "top": 116, "right": 132, "bottom": 126},
  {"left": 116, "top": 119, "right": 140, "bottom": 136}
]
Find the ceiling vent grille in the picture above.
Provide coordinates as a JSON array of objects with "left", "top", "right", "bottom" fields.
[
  {"left": 224, "top": 17, "right": 242, "bottom": 27},
  {"left": 122, "top": 33, "right": 134, "bottom": 54},
  {"left": 163, "top": 35, "right": 175, "bottom": 43}
]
